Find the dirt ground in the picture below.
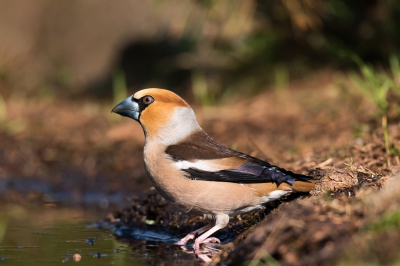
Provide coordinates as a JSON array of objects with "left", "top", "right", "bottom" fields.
[{"left": 1, "top": 70, "right": 400, "bottom": 264}]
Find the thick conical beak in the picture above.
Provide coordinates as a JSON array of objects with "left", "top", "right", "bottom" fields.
[{"left": 111, "top": 96, "right": 140, "bottom": 121}]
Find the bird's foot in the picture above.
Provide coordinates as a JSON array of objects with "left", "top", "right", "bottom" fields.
[
  {"left": 176, "top": 224, "right": 214, "bottom": 246},
  {"left": 194, "top": 237, "right": 221, "bottom": 250},
  {"left": 176, "top": 232, "right": 196, "bottom": 246}
]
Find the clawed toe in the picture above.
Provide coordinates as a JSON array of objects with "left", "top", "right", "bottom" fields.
[
  {"left": 194, "top": 237, "right": 221, "bottom": 250},
  {"left": 176, "top": 239, "right": 186, "bottom": 245},
  {"left": 176, "top": 234, "right": 195, "bottom": 245},
  {"left": 201, "top": 237, "right": 221, "bottom": 244},
  {"left": 176, "top": 224, "right": 214, "bottom": 246}
]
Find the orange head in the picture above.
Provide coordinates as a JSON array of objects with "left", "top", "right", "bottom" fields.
[{"left": 112, "top": 88, "right": 201, "bottom": 144}]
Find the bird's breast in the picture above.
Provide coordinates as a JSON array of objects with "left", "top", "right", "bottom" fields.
[{"left": 143, "top": 141, "right": 198, "bottom": 212}]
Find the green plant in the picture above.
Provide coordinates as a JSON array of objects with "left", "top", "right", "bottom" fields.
[
  {"left": 0, "top": 95, "right": 26, "bottom": 135},
  {"left": 390, "top": 54, "right": 400, "bottom": 95},
  {"left": 112, "top": 69, "right": 127, "bottom": 104},
  {"left": 231, "top": 142, "right": 237, "bottom": 151},
  {"left": 274, "top": 63, "right": 289, "bottom": 101},
  {"left": 367, "top": 210, "right": 400, "bottom": 232},
  {"left": 344, "top": 157, "right": 354, "bottom": 170},
  {"left": 192, "top": 70, "right": 214, "bottom": 106},
  {"left": 348, "top": 54, "right": 397, "bottom": 154}
]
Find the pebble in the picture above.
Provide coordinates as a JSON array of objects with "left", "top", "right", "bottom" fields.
[{"left": 73, "top": 254, "right": 82, "bottom": 262}]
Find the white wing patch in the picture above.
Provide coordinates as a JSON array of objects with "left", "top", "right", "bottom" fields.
[
  {"left": 230, "top": 190, "right": 291, "bottom": 216},
  {"left": 229, "top": 205, "right": 264, "bottom": 216},
  {"left": 174, "top": 160, "right": 220, "bottom": 172},
  {"left": 261, "top": 190, "right": 290, "bottom": 203}
]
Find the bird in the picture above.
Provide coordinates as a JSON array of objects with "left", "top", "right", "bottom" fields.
[{"left": 111, "top": 88, "right": 316, "bottom": 251}]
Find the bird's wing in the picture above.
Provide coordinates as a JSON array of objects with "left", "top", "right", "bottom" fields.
[
  {"left": 180, "top": 161, "right": 313, "bottom": 186},
  {"left": 166, "top": 130, "right": 313, "bottom": 186},
  {"left": 165, "top": 129, "right": 243, "bottom": 161}
]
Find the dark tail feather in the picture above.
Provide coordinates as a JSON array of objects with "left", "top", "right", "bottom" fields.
[{"left": 266, "top": 166, "right": 316, "bottom": 187}]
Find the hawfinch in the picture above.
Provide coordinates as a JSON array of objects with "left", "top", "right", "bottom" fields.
[{"left": 112, "top": 88, "right": 316, "bottom": 251}]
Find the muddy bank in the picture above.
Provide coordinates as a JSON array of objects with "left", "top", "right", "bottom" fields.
[{"left": 105, "top": 130, "right": 399, "bottom": 265}]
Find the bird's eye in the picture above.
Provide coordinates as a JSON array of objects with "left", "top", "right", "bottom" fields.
[{"left": 142, "top": 96, "right": 154, "bottom": 105}]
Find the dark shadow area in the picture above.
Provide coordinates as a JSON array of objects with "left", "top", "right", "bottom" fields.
[{"left": 87, "top": 38, "right": 195, "bottom": 98}]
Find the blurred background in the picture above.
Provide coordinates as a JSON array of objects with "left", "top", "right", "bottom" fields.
[
  {"left": 1, "top": 0, "right": 400, "bottom": 99},
  {"left": 1, "top": 0, "right": 400, "bottom": 207}
]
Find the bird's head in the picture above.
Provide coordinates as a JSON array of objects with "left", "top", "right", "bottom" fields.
[{"left": 112, "top": 88, "right": 201, "bottom": 144}]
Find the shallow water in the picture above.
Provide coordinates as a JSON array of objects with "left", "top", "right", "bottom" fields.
[{"left": 0, "top": 205, "right": 204, "bottom": 265}]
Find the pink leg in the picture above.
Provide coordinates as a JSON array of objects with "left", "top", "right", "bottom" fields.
[
  {"left": 176, "top": 223, "right": 214, "bottom": 245},
  {"left": 193, "top": 214, "right": 229, "bottom": 251}
]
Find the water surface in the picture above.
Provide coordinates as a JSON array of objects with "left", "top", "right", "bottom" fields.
[{"left": 0, "top": 205, "right": 202, "bottom": 265}]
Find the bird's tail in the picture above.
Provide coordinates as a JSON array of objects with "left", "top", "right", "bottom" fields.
[{"left": 290, "top": 173, "right": 317, "bottom": 192}]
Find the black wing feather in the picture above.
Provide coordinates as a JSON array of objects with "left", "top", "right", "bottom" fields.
[{"left": 183, "top": 162, "right": 313, "bottom": 186}]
